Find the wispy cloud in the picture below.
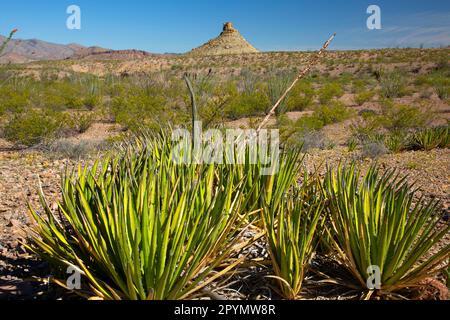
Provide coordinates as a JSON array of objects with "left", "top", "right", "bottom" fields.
[
  {"left": 372, "top": 11, "right": 450, "bottom": 47},
  {"left": 332, "top": 11, "right": 450, "bottom": 50}
]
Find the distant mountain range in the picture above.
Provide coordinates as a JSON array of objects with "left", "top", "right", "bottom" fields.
[
  {"left": 0, "top": 35, "right": 156, "bottom": 63},
  {"left": 1, "top": 22, "right": 259, "bottom": 64}
]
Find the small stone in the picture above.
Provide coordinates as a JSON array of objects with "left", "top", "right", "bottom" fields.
[{"left": 6, "top": 219, "right": 20, "bottom": 228}]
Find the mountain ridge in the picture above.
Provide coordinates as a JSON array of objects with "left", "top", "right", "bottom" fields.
[{"left": 0, "top": 35, "right": 157, "bottom": 63}]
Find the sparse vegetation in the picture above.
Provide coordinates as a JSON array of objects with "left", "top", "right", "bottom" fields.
[
  {"left": 1, "top": 45, "right": 449, "bottom": 301},
  {"left": 318, "top": 82, "right": 344, "bottom": 104},
  {"left": 3, "top": 109, "right": 64, "bottom": 146},
  {"left": 380, "top": 71, "right": 406, "bottom": 98}
]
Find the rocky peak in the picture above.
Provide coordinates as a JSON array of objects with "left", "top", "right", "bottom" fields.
[
  {"left": 221, "top": 22, "right": 237, "bottom": 35},
  {"left": 188, "top": 22, "right": 259, "bottom": 56}
]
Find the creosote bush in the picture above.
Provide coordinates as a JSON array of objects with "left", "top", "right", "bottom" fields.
[
  {"left": 318, "top": 82, "right": 344, "bottom": 104},
  {"left": 3, "top": 110, "right": 63, "bottom": 147},
  {"left": 286, "top": 81, "right": 315, "bottom": 111}
]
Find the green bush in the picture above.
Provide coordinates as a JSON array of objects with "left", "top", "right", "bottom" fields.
[
  {"left": 83, "top": 94, "right": 102, "bottom": 110},
  {"left": 281, "top": 102, "right": 353, "bottom": 149},
  {"left": 380, "top": 103, "right": 431, "bottom": 131},
  {"left": 314, "top": 102, "right": 354, "bottom": 126},
  {"left": 287, "top": 81, "right": 315, "bottom": 111},
  {"left": 225, "top": 90, "right": 268, "bottom": 120},
  {"left": 432, "top": 76, "right": 450, "bottom": 100},
  {"left": 3, "top": 109, "right": 63, "bottom": 146},
  {"left": 266, "top": 71, "right": 294, "bottom": 116},
  {"left": 364, "top": 131, "right": 409, "bottom": 154},
  {"left": 416, "top": 72, "right": 449, "bottom": 101},
  {"left": 111, "top": 93, "right": 168, "bottom": 130},
  {"left": 355, "top": 91, "right": 375, "bottom": 105},
  {"left": 68, "top": 112, "right": 95, "bottom": 134},
  {"left": 318, "top": 82, "right": 344, "bottom": 104},
  {"left": 0, "top": 86, "right": 30, "bottom": 114},
  {"left": 380, "top": 71, "right": 406, "bottom": 98}
]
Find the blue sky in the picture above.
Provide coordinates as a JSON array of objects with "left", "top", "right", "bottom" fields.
[{"left": 1, "top": 0, "right": 449, "bottom": 52}]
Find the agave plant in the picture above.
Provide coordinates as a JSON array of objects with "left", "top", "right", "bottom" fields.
[
  {"left": 27, "top": 134, "right": 251, "bottom": 300},
  {"left": 262, "top": 173, "right": 325, "bottom": 299},
  {"left": 324, "top": 164, "right": 450, "bottom": 298},
  {"left": 234, "top": 147, "right": 304, "bottom": 222},
  {"left": 410, "top": 126, "right": 450, "bottom": 151}
]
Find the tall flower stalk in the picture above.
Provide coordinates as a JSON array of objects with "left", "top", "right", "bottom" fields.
[{"left": 0, "top": 28, "right": 18, "bottom": 57}]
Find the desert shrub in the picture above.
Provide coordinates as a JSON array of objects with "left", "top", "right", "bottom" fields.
[
  {"left": 347, "top": 137, "right": 358, "bottom": 152},
  {"left": 353, "top": 103, "right": 432, "bottom": 147},
  {"left": 318, "top": 82, "right": 344, "bottom": 104},
  {"left": 83, "top": 94, "right": 102, "bottom": 110},
  {"left": 286, "top": 81, "right": 315, "bottom": 111},
  {"left": 67, "top": 112, "right": 95, "bottom": 134},
  {"left": 361, "top": 141, "right": 388, "bottom": 159},
  {"left": 281, "top": 102, "right": 352, "bottom": 149},
  {"left": 355, "top": 91, "right": 375, "bottom": 105},
  {"left": 324, "top": 165, "right": 450, "bottom": 297},
  {"left": 293, "top": 115, "right": 325, "bottom": 132},
  {"left": 0, "top": 85, "right": 30, "bottom": 114},
  {"left": 417, "top": 72, "right": 450, "bottom": 101},
  {"left": 225, "top": 90, "right": 268, "bottom": 120},
  {"left": 379, "top": 71, "right": 407, "bottom": 98},
  {"left": 352, "top": 79, "right": 367, "bottom": 93},
  {"left": 382, "top": 132, "right": 409, "bottom": 153},
  {"left": 46, "top": 139, "right": 102, "bottom": 159},
  {"left": 364, "top": 131, "right": 409, "bottom": 154},
  {"left": 111, "top": 92, "right": 169, "bottom": 130},
  {"left": 36, "top": 90, "right": 67, "bottom": 111},
  {"left": 3, "top": 109, "right": 63, "bottom": 146},
  {"left": 314, "top": 101, "right": 354, "bottom": 126},
  {"left": 432, "top": 76, "right": 450, "bottom": 100},
  {"left": 64, "top": 95, "right": 85, "bottom": 109},
  {"left": 380, "top": 103, "right": 431, "bottom": 131}
]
